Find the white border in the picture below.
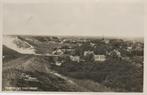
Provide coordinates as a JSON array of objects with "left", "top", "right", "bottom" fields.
[
  {"left": 0, "top": 0, "right": 3, "bottom": 92},
  {"left": 0, "top": 0, "right": 146, "bottom": 95}
]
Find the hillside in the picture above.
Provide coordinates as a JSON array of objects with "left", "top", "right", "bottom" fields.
[
  {"left": 2, "top": 55, "right": 113, "bottom": 91},
  {"left": 2, "top": 35, "right": 143, "bottom": 92},
  {"left": 3, "top": 45, "right": 22, "bottom": 62}
]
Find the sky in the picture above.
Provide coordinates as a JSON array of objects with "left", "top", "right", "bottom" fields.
[{"left": 3, "top": 0, "right": 144, "bottom": 38}]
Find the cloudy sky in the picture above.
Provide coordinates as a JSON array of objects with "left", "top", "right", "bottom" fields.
[{"left": 3, "top": 0, "right": 144, "bottom": 38}]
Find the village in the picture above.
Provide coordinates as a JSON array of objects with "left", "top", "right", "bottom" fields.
[
  {"left": 3, "top": 35, "right": 144, "bottom": 92},
  {"left": 32, "top": 36, "right": 143, "bottom": 67}
]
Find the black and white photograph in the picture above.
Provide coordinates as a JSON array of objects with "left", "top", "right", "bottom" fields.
[{"left": 2, "top": 0, "right": 144, "bottom": 92}]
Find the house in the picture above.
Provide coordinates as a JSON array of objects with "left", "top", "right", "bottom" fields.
[
  {"left": 61, "top": 48, "right": 75, "bottom": 55},
  {"left": 127, "top": 46, "right": 132, "bottom": 52},
  {"left": 70, "top": 55, "right": 80, "bottom": 62},
  {"left": 103, "top": 39, "right": 110, "bottom": 44},
  {"left": 94, "top": 55, "right": 106, "bottom": 62},
  {"left": 113, "top": 49, "right": 121, "bottom": 58},
  {"left": 121, "top": 57, "right": 130, "bottom": 61},
  {"left": 84, "top": 51, "right": 94, "bottom": 56},
  {"left": 90, "top": 43, "right": 95, "bottom": 47},
  {"left": 108, "top": 49, "right": 121, "bottom": 58},
  {"left": 48, "top": 56, "right": 63, "bottom": 66},
  {"left": 78, "top": 43, "right": 82, "bottom": 46},
  {"left": 52, "top": 49, "right": 64, "bottom": 55},
  {"left": 55, "top": 62, "right": 62, "bottom": 66},
  {"left": 61, "top": 48, "right": 74, "bottom": 52}
]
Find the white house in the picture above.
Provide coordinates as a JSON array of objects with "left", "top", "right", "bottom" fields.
[
  {"left": 52, "top": 49, "right": 64, "bottom": 55},
  {"left": 103, "top": 39, "right": 110, "bottom": 44},
  {"left": 55, "top": 62, "right": 62, "bottom": 66},
  {"left": 70, "top": 56, "right": 80, "bottom": 62},
  {"left": 127, "top": 46, "right": 132, "bottom": 52},
  {"left": 84, "top": 51, "right": 94, "bottom": 56},
  {"left": 94, "top": 55, "right": 106, "bottom": 62}
]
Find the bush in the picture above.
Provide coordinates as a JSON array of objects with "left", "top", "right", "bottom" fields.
[{"left": 52, "top": 60, "right": 143, "bottom": 92}]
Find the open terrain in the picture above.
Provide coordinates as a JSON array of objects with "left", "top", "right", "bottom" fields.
[{"left": 2, "top": 35, "right": 143, "bottom": 92}]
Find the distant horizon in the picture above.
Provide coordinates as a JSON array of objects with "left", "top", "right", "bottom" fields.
[
  {"left": 3, "top": 31, "right": 144, "bottom": 38},
  {"left": 3, "top": 33, "right": 144, "bottom": 40}
]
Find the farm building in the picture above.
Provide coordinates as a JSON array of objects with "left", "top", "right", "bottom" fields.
[{"left": 94, "top": 55, "right": 106, "bottom": 62}]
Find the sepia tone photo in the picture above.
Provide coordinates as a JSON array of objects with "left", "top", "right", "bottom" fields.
[{"left": 2, "top": 0, "right": 144, "bottom": 92}]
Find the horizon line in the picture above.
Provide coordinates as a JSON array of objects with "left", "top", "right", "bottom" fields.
[{"left": 3, "top": 33, "right": 144, "bottom": 38}]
